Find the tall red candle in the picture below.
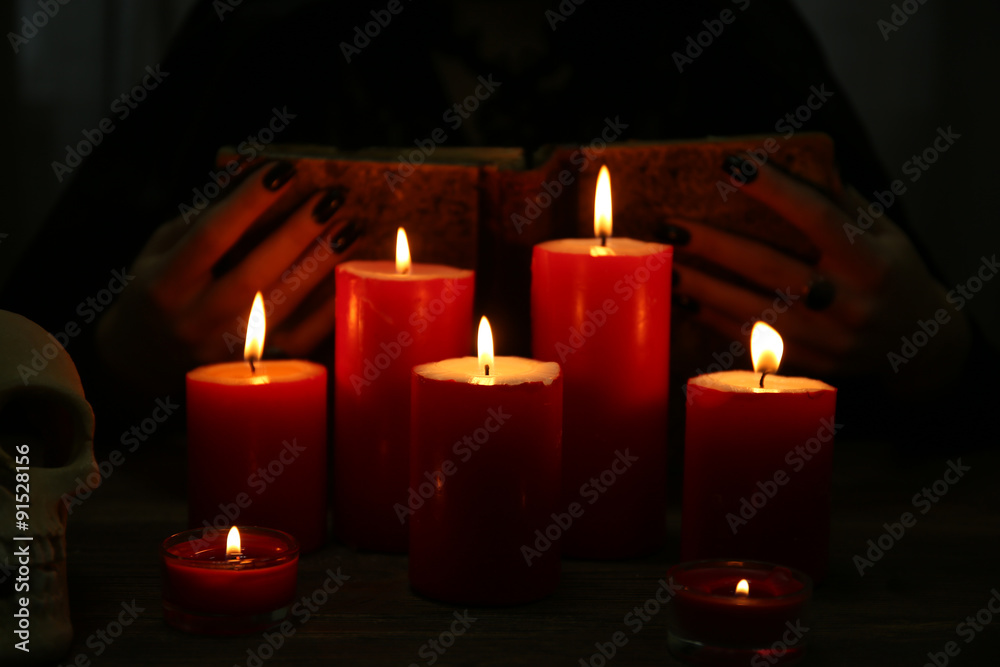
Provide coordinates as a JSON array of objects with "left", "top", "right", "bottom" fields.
[
  {"left": 187, "top": 293, "right": 327, "bottom": 553},
  {"left": 334, "top": 228, "right": 474, "bottom": 552},
  {"left": 409, "top": 317, "right": 562, "bottom": 604},
  {"left": 531, "top": 166, "right": 672, "bottom": 558},
  {"left": 682, "top": 323, "right": 837, "bottom": 580}
]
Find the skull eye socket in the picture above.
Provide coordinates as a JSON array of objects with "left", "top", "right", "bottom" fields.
[{"left": 0, "top": 391, "right": 81, "bottom": 468}]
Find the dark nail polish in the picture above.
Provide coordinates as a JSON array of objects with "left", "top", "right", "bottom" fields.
[
  {"left": 328, "top": 221, "right": 362, "bottom": 253},
  {"left": 313, "top": 188, "right": 345, "bottom": 224},
  {"left": 672, "top": 293, "right": 700, "bottom": 315},
  {"left": 722, "top": 155, "right": 758, "bottom": 184},
  {"left": 658, "top": 224, "right": 691, "bottom": 247},
  {"left": 672, "top": 269, "right": 680, "bottom": 287},
  {"left": 263, "top": 161, "right": 296, "bottom": 191}
]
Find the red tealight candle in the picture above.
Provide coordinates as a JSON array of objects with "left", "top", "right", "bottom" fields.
[
  {"left": 409, "top": 317, "right": 562, "bottom": 604},
  {"left": 334, "top": 228, "right": 474, "bottom": 552},
  {"left": 682, "top": 323, "right": 837, "bottom": 580},
  {"left": 666, "top": 559, "right": 812, "bottom": 666},
  {"left": 531, "top": 166, "right": 672, "bottom": 558},
  {"left": 161, "top": 526, "right": 299, "bottom": 634},
  {"left": 187, "top": 293, "right": 327, "bottom": 552}
]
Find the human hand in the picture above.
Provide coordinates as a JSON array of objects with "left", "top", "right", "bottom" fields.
[
  {"left": 96, "top": 161, "right": 362, "bottom": 391},
  {"left": 662, "top": 156, "right": 971, "bottom": 394}
]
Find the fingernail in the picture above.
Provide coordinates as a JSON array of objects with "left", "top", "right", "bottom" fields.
[
  {"left": 672, "top": 269, "right": 680, "bottom": 287},
  {"left": 263, "top": 161, "right": 296, "bottom": 191},
  {"left": 672, "top": 293, "right": 700, "bottom": 315},
  {"left": 722, "top": 155, "right": 758, "bottom": 184},
  {"left": 658, "top": 224, "right": 691, "bottom": 247},
  {"left": 313, "top": 188, "right": 345, "bottom": 224},
  {"left": 328, "top": 220, "right": 362, "bottom": 253}
]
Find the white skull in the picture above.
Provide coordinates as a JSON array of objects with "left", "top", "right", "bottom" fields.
[{"left": 0, "top": 310, "right": 97, "bottom": 665}]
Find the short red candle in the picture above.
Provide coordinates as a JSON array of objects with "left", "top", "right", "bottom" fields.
[
  {"left": 409, "top": 350, "right": 562, "bottom": 604},
  {"left": 666, "top": 559, "right": 811, "bottom": 665},
  {"left": 334, "top": 249, "right": 474, "bottom": 552},
  {"left": 187, "top": 360, "right": 327, "bottom": 552},
  {"left": 682, "top": 370, "right": 837, "bottom": 580},
  {"left": 161, "top": 526, "right": 299, "bottom": 634},
  {"left": 531, "top": 237, "right": 672, "bottom": 558}
]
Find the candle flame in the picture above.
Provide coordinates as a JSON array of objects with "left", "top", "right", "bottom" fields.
[
  {"left": 736, "top": 579, "right": 750, "bottom": 596},
  {"left": 226, "top": 526, "right": 242, "bottom": 557},
  {"left": 396, "top": 227, "right": 411, "bottom": 275},
  {"left": 594, "top": 165, "right": 612, "bottom": 240},
  {"left": 751, "top": 322, "right": 783, "bottom": 376},
  {"left": 244, "top": 292, "right": 266, "bottom": 365},
  {"left": 478, "top": 316, "right": 494, "bottom": 376}
]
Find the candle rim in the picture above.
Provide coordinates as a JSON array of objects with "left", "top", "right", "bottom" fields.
[
  {"left": 667, "top": 559, "right": 812, "bottom": 601},
  {"left": 338, "top": 259, "right": 473, "bottom": 281},
  {"left": 186, "top": 359, "right": 326, "bottom": 385},
  {"left": 688, "top": 369, "right": 835, "bottom": 394},
  {"left": 414, "top": 355, "right": 561, "bottom": 386},
  {"left": 535, "top": 237, "right": 671, "bottom": 257},
  {"left": 161, "top": 526, "right": 300, "bottom": 569}
]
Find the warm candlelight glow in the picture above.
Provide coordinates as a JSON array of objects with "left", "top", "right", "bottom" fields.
[
  {"left": 396, "top": 227, "right": 411, "bottom": 275},
  {"left": 736, "top": 578, "right": 749, "bottom": 596},
  {"left": 751, "top": 321, "right": 783, "bottom": 376},
  {"left": 244, "top": 292, "right": 266, "bottom": 366},
  {"left": 594, "top": 165, "right": 613, "bottom": 240},
  {"left": 478, "top": 316, "right": 494, "bottom": 376},
  {"left": 226, "top": 526, "right": 242, "bottom": 557}
]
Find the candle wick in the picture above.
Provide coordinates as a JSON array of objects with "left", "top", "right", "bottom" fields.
[
  {"left": 249, "top": 358, "right": 256, "bottom": 373},
  {"left": 600, "top": 234, "right": 607, "bottom": 247},
  {"left": 759, "top": 371, "right": 769, "bottom": 388},
  {"left": 484, "top": 364, "right": 490, "bottom": 376}
]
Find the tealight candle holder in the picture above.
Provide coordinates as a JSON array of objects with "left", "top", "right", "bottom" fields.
[
  {"left": 161, "top": 526, "right": 299, "bottom": 634},
  {"left": 666, "top": 559, "right": 812, "bottom": 666}
]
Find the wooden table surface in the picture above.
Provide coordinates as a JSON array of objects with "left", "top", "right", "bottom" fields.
[{"left": 61, "top": 437, "right": 1000, "bottom": 666}]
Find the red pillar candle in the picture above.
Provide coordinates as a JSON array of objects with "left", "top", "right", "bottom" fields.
[
  {"left": 409, "top": 317, "right": 562, "bottom": 604},
  {"left": 334, "top": 228, "right": 474, "bottom": 552},
  {"left": 665, "top": 559, "right": 812, "bottom": 665},
  {"left": 161, "top": 526, "right": 299, "bottom": 635},
  {"left": 682, "top": 323, "right": 837, "bottom": 580},
  {"left": 187, "top": 293, "right": 327, "bottom": 553},
  {"left": 531, "top": 166, "right": 672, "bottom": 558}
]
